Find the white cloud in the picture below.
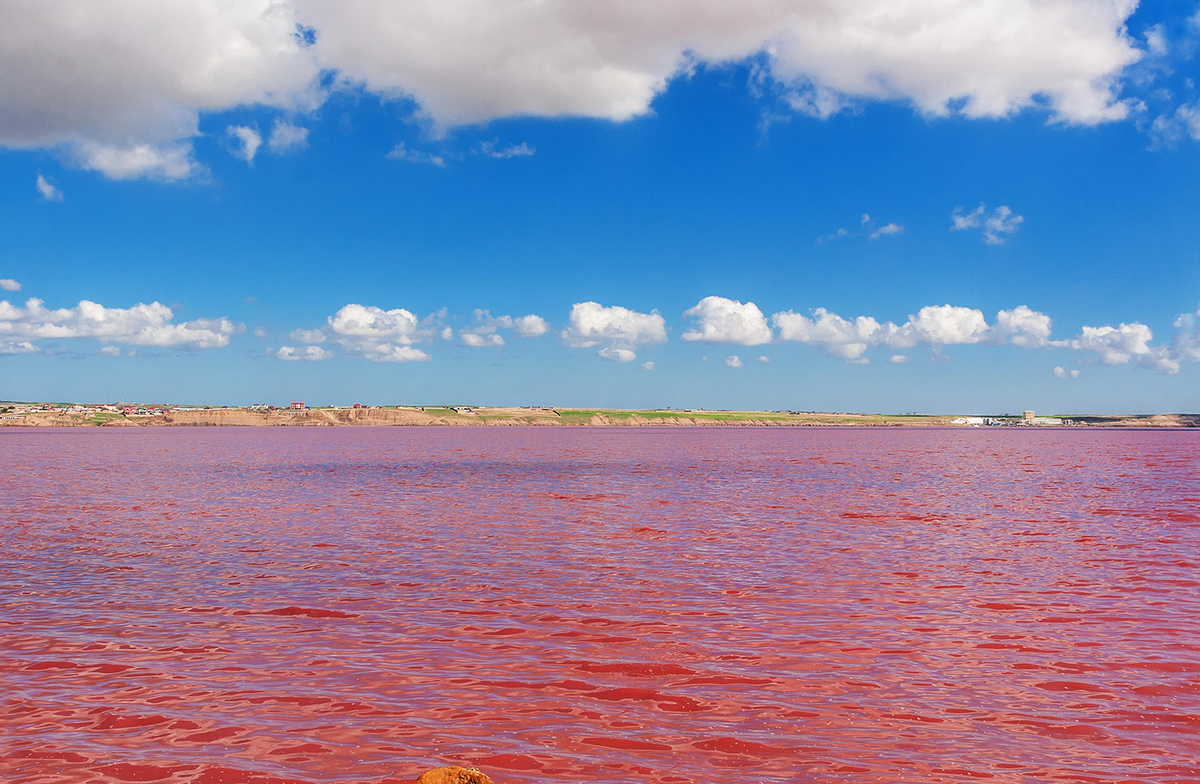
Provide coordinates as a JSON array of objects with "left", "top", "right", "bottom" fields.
[
  {"left": 254, "top": 325, "right": 270, "bottom": 339},
  {"left": 386, "top": 142, "right": 446, "bottom": 167},
  {"left": 1070, "top": 321, "right": 1178, "bottom": 373},
  {"left": 0, "top": 297, "right": 239, "bottom": 349},
  {"left": 773, "top": 303, "right": 1025, "bottom": 361},
  {"left": 822, "top": 215, "right": 903, "bottom": 242},
  {"left": 366, "top": 344, "right": 431, "bottom": 362},
  {"left": 0, "top": 340, "right": 37, "bottom": 355},
  {"left": 725, "top": 354, "right": 743, "bottom": 368},
  {"left": 0, "top": 1, "right": 318, "bottom": 178},
  {"left": 0, "top": 1, "right": 1142, "bottom": 179},
  {"left": 563, "top": 301, "right": 666, "bottom": 362},
  {"left": 952, "top": 204, "right": 1024, "bottom": 244},
  {"left": 988, "top": 305, "right": 1053, "bottom": 347},
  {"left": 641, "top": 361, "right": 655, "bottom": 370},
  {"left": 326, "top": 302, "right": 433, "bottom": 362},
  {"left": 299, "top": 0, "right": 1140, "bottom": 127},
  {"left": 462, "top": 332, "right": 504, "bottom": 347},
  {"left": 277, "top": 345, "right": 333, "bottom": 361},
  {"left": 36, "top": 174, "right": 62, "bottom": 201},
  {"left": 772, "top": 307, "right": 882, "bottom": 360},
  {"left": 0, "top": 279, "right": 20, "bottom": 292},
  {"left": 870, "top": 223, "right": 903, "bottom": 239},
  {"left": 440, "top": 326, "right": 454, "bottom": 340},
  {"left": 461, "top": 308, "right": 546, "bottom": 345},
  {"left": 1145, "top": 24, "right": 1169, "bottom": 57},
  {"left": 756, "top": 355, "right": 770, "bottom": 363},
  {"left": 883, "top": 305, "right": 990, "bottom": 348},
  {"left": 479, "top": 139, "right": 535, "bottom": 158},
  {"left": 682, "top": 296, "right": 772, "bottom": 345},
  {"left": 1171, "top": 308, "right": 1200, "bottom": 363},
  {"left": 328, "top": 303, "right": 418, "bottom": 342},
  {"left": 599, "top": 346, "right": 637, "bottom": 362},
  {"left": 1153, "top": 102, "right": 1200, "bottom": 146},
  {"left": 98, "top": 345, "right": 122, "bottom": 357},
  {"left": 75, "top": 142, "right": 198, "bottom": 181},
  {"left": 818, "top": 227, "right": 851, "bottom": 244},
  {"left": 1053, "top": 365, "right": 1067, "bottom": 378},
  {"left": 890, "top": 354, "right": 909, "bottom": 363},
  {"left": 227, "top": 125, "right": 261, "bottom": 163},
  {"left": 513, "top": 314, "right": 549, "bottom": 338},
  {"left": 289, "top": 328, "right": 326, "bottom": 344},
  {"left": 268, "top": 119, "right": 309, "bottom": 153}
]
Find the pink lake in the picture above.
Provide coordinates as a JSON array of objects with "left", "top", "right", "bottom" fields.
[{"left": 2, "top": 427, "right": 1199, "bottom": 784}]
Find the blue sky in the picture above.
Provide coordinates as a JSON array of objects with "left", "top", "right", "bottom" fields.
[{"left": 2, "top": 0, "right": 1199, "bottom": 413}]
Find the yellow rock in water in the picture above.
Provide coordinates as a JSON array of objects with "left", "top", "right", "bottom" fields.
[{"left": 413, "top": 766, "right": 495, "bottom": 784}]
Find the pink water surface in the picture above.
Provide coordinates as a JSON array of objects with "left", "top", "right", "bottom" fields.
[{"left": 3, "top": 427, "right": 1199, "bottom": 784}]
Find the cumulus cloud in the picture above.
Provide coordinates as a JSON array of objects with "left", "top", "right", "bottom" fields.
[
  {"left": 0, "top": 297, "right": 239, "bottom": 349},
  {"left": 563, "top": 301, "right": 666, "bottom": 362},
  {"left": 459, "top": 308, "right": 547, "bottom": 345},
  {"left": 326, "top": 302, "right": 433, "bottom": 362},
  {"left": 989, "top": 305, "right": 1053, "bottom": 347},
  {"left": 772, "top": 303, "right": 1051, "bottom": 361},
  {"left": 890, "top": 354, "right": 910, "bottom": 363},
  {"left": 513, "top": 314, "right": 549, "bottom": 338},
  {"left": 75, "top": 142, "right": 198, "bottom": 181},
  {"left": 277, "top": 345, "right": 333, "bottom": 361},
  {"left": 386, "top": 142, "right": 446, "bottom": 166},
  {"left": 870, "top": 223, "right": 903, "bottom": 239},
  {"left": 773, "top": 307, "right": 884, "bottom": 360},
  {"left": 1070, "top": 321, "right": 1178, "bottom": 373},
  {"left": 1, "top": 339, "right": 37, "bottom": 355},
  {"left": 36, "top": 174, "right": 62, "bottom": 201},
  {"left": 756, "top": 355, "right": 770, "bottom": 363},
  {"left": 1052, "top": 365, "right": 1080, "bottom": 378},
  {"left": 0, "top": 279, "right": 20, "bottom": 292},
  {"left": 462, "top": 332, "right": 504, "bottom": 347},
  {"left": 227, "top": 125, "right": 262, "bottom": 163},
  {"left": 289, "top": 328, "right": 326, "bottom": 344},
  {"left": 952, "top": 204, "right": 1024, "bottom": 244},
  {"left": 725, "top": 354, "right": 743, "bottom": 368},
  {"left": 599, "top": 346, "right": 638, "bottom": 363},
  {"left": 267, "top": 119, "right": 309, "bottom": 153},
  {"left": 683, "top": 296, "right": 773, "bottom": 345},
  {"left": 0, "top": 1, "right": 1143, "bottom": 178},
  {"left": 641, "top": 361, "right": 655, "bottom": 370}
]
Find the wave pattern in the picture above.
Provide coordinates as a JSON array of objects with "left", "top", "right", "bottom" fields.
[{"left": 2, "top": 427, "right": 1199, "bottom": 783}]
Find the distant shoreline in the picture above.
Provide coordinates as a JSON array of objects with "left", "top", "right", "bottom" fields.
[{"left": 2, "top": 404, "right": 1197, "bottom": 428}]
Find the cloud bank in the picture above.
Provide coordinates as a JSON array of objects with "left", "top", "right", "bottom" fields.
[
  {"left": 0, "top": 0, "right": 1144, "bottom": 178},
  {"left": 772, "top": 304, "right": 1049, "bottom": 361},
  {"left": 0, "top": 297, "right": 239, "bottom": 350}
]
